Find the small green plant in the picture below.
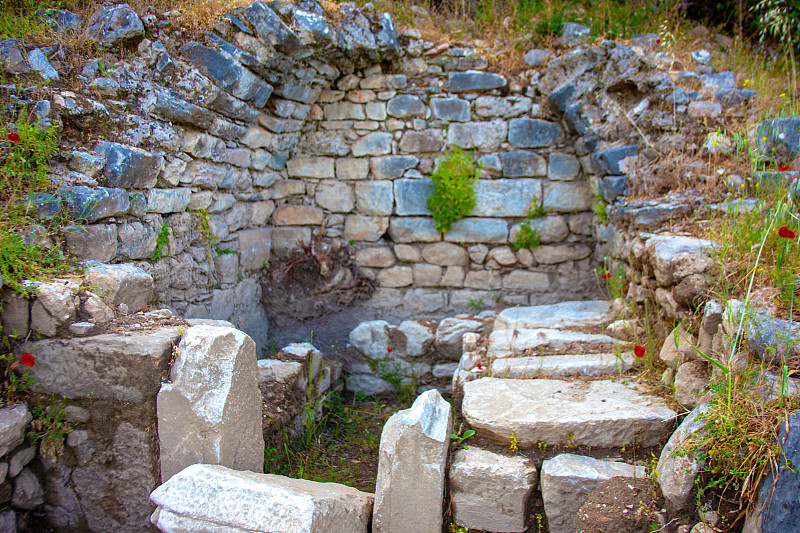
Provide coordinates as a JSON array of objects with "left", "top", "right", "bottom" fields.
[
  {"left": 29, "top": 402, "right": 70, "bottom": 462},
  {"left": 426, "top": 147, "right": 480, "bottom": 233},
  {"left": 449, "top": 524, "right": 471, "bottom": 533},
  {"left": 152, "top": 223, "right": 171, "bottom": 260},
  {"left": 468, "top": 298, "right": 485, "bottom": 312},
  {"left": 512, "top": 205, "right": 544, "bottom": 251},
  {"left": 508, "top": 431, "right": 519, "bottom": 452},
  {"left": 537, "top": 441, "right": 548, "bottom": 453},
  {"left": 591, "top": 191, "right": 610, "bottom": 224},
  {"left": 449, "top": 428, "right": 476, "bottom": 450}
]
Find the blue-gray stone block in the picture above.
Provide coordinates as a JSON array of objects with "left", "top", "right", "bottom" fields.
[
  {"left": 35, "top": 9, "right": 82, "bottom": 32},
  {"left": 548, "top": 84, "right": 577, "bottom": 114},
  {"left": 501, "top": 151, "right": 546, "bottom": 177},
  {"left": 388, "top": 217, "right": 441, "bottom": 243},
  {"left": 58, "top": 186, "right": 130, "bottom": 222},
  {"left": 444, "top": 218, "right": 508, "bottom": 243},
  {"left": 95, "top": 142, "right": 164, "bottom": 189},
  {"left": 449, "top": 71, "right": 506, "bottom": 93},
  {"left": 86, "top": 4, "right": 144, "bottom": 47},
  {"left": 508, "top": 118, "right": 564, "bottom": 148},
  {"left": 548, "top": 153, "right": 581, "bottom": 181},
  {"left": 150, "top": 87, "right": 215, "bottom": 129},
  {"left": 244, "top": 1, "right": 301, "bottom": 52},
  {"left": 754, "top": 117, "right": 800, "bottom": 160},
  {"left": 370, "top": 156, "right": 419, "bottom": 180},
  {"left": 561, "top": 22, "right": 590, "bottom": 45},
  {"left": 575, "top": 133, "right": 599, "bottom": 156},
  {"left": 592, "top": 145, "right": 639, "bottom": 175},
  {"left": 430, "top": 98, "right": 470, "bottom": 122},
  {"left": 394, "top": 179, "right": 432, "bottom": 216},
  {"left": 700, "top": 71, "right": 736, "bottom": 92},
  {"left": 598, "top": 176, "right": 628, "bottom": 203},
  {"left": 753, "top": 411, "right": 800, "bottom": 533},
  {"left": 25, "top": 193, "right": 61, "bottom": 220},
  {"left": 473, "top": 179, "right": 542, "bottom": 217},
  {"left": 386, "top": 95, "right": 426, "bottom": 118}
]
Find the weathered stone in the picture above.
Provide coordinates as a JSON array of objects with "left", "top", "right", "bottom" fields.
[
  {"left": 657, "top": 403, "right": 709, "bottom": 510},
  {"left": 371, "top": 155, "right": 419, "bottom": 179},
  {"left": 444, "top": 218, "right": 508, "bottom": 243},
  {"left": 501, "top": 151, "right": 547, "bottom": 177},
  {"left": 1, "top": 291, "right": 29, "bottom": 339},
  {"left": 646, "top": 234, "right": 714, "bottom": 286},
  {"left": 86, "top": 4, "right": 144, "bottom": 47},
  {"left": 389, "top": 218, "right": 440, "bottom": 243},
  {"left": 524, "top": 48, "right": 548, "bottom": 66},
  {"left": 542, "top": 181, "right": 593, "bottom": 212},
  {"left": 386, "top": 95, "right": 426, "bottom": 118},
  {"left": 449, "top": 447, "right": 537, "bottom": 533},
  {"left": 542, "top": 454, "right": 647, "bottom": 533},
  {"left": 361, "top": 74, "right": 407, "bottom": 90},
  {"left": 237, "top": 228, "right": 270, "bottom": 271},
  {"left": 463, "top": 378, "right": 675, "bottom": 448},
  {"left": 82, "top": 292, "right": 114, "bottom": 324},
  {"left": 28, "top": 48, "right": 58, "bottom": 81},
  {"left": 493, "top": 352, "right": 634, "bottom": 379},
  {"left": 422, "top": 242, "right": 468, "bottom": 265},
  {"left": 515, "top": 216, "right": 570, "bottom": 245},
  {"left": 62, "top": 224, "right": 116, "bottom": 262},
  {"left": 532, "top": 243, "right": 592, "bottom": 264},
  {"left": 146, "top": 188, "right": 191, "bottom": 214},
  {"left": 352, "top": 132, "right": 393, "bottom": 156},
  {"left": 488, "top": 327, "right": 619, "bottom": 358},
  {"left": 273, "top": 206, "right": 324, "bottom": 226},
  {"left": 473, "top": 179, "right": 542, "bottom": 216},
  {"left": 12, "top": 468, "right": 44, "bottom": 510},
  {"left": 688, "top": 100, "right": 722, "bottom": 119},
  {"left": 508, "top": 119, "right": 564, "bottom": 148},
  {"left": 337, "top": 158, "right": 370, "bottom": 180},
  {"left": 8, "top": 447, "right": 35, "bottom": 478},
  {"left": 157, "top": 326, "right": 263, "bottom": 481},
  {"left": 560, "top": 22, "right": 591, "bottom": 45},
  {"left": 399, "top": 130, "right": 444, "bottom": 153},
  {"left": 447, "top": 121, "right": 507, "bottom": 151},
  {"left": 674, "top": 361, "right": 710, "bottom": 409},
  {"left": 344, "top": 216, "right": 389, "bottom": 241},
  {"left": 431, "top": 98, "right": 470, "bottom": 122},
  {"left": 356, "top": 181, "right": 393, "bottom": 215},
  {"left": 502, "top": 270, "right": 549, "bottom": 291},
  {"left": 95, "top": 142, "right": 163, "bottom": 188},
  {"left": 449, "top": 71, "right": 507, "bottom": 92},
  {"left": 30, "top": 281, "right": 78, "bottom": 336},
  {"left": 754, "top": 117, "right": 800, "bottom": 161},
  {"left": 398, "top": 320, "right": 434, "bottom": 356},
  {"left": 377, "top": 266, "right": 413, "bottom": 287},
  {"left": 435, "top": 318, "right": 481, "bottom": 360},
  {"left": 287, "top": 157, "right": 335, "bottom": 178},
  {"left": 0, "top": 405, "right": 31, "bottom": 457},
  {"left": 355, "top": 247, "right": 395, "bottom": 268},
  {"left": 84, "top": 263, "right": 153, "bottom": 310},
  {"left": 316, "top": 181, "right": 355, "bottom": 212},
  {"left": 151, "top": 464, "right": 373, "bottom": 533},
  {"left": 244, "top": 1, "right": 301, "bottom": 53},
  {"left": 473, "top": 96, "right": 532, "bottom": 119},
  {"left": 19, "top": 327, "right": 179, "bottom": 402},
  {"left": 394, "top": 179, "right": 431, "bottom": 216},
  {"left": 58, "top": 186, "right": 130, "bottom": 222},
  {"left": 0, "top": 39, "right": 30, "bottom": 74},
  {"left": 373, "top": 390, "right": 452, "bottom": 533},
  {"left": 345, "top": 374, "right": 395, "bottom": 396},
  {"left": 548, "top": 152, "right": 581, "bottom": 180}
]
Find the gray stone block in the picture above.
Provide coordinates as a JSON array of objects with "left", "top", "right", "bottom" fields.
[
  {"left": 501, "top": 151, "right": 546, "bottom": 177},
  {"left": 146, "top": 188, "right": 191, "bottom": 213},
  {"left": 394, "top": 179, "right": 432, "bottom": 216},
  {"left": 388, "top": 218, "right": 440, "bottom": 243},
  {"left": 94, "top": 142, "right": 164, "bottom": 189},
  {"left": 543, "top": 182, "right": 592, "bottom": 212},
  {"left": 86, "top": 4, "right": 144, "bottom": 47},
  {"left": 547, "top": 152, "right": 581, "bottom": 180},
  {"left": 58, "top": 186, "right": 130, "bottom": 222},
  {"left": 449, "top": 71, "right": 507, "bottom": 92},
  {"left": 508, "top": 118, "right": 564, "bottom": 148},
  {"left": 444, "top": 218, "right": 508, "bottom": 243},
  {"left": 447, "top": 121, "right": 507, "bottom": 151},
  {"left": 386, "top": 95, "right": 426, "bottom": 118},
  {"left": 474, "top": 179, "right": 542, "bottom": 217},
  {"left": 430, "top": 98, "right": 470, "bottom": 122},
  {"left": 63, "top": 224, "right": 117, "bottom": 262},
  {"left": 0, "top": 39, "right": 30, "bottom": 74},
  {"left": 356, "top": 181, "right": 393, "bottom": 215},
  {"left": 370, "top": 155, "right": 419, "bottom": 180},
  {"left": 592, "top": 145, "right": 638, "bottom": 175},
  {"left": 244, "top": 1, "right": 301, "bottom": 52},
  {"left": 352, "top": 132, "right": 393, "bottom": 157}
]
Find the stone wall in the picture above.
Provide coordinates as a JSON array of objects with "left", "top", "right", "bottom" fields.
[{"left": 4, "top": 1, "right": 700, "bottom": 351}]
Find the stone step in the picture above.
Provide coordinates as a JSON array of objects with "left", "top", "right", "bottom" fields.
[
  {"left": 493, "top": 300, "right": 612, "bottom": 331},
  {"left": 490, "top": 352, "right": 636, "bottom": 379},
  {"left": 487, "top": 328, "right": 626, "bottom": 358},
  {"left": 461, "top": 377, "right": 677, "bottom": 449}
]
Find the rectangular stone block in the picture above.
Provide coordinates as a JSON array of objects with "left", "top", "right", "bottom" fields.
[
  {"left": 356, "top": 181, "right": 394, "bottom": 215},
  {"left": 444, "top": 218, "right": 508, "bottom": 243},
  {"left": 271, "top": 227, "right": 311, "bottom": 256},
  {"left": 286, "top": 157, "right": 335, "bottom": 178},
  {"left": 19, "top": 328, "right": 181, "bottom": 403},
  {"left": 336, "top": 158, "right": 370, "bottom": 180},
  {"left": 272, "top": 206, "right": 324, "bottom": 226},
  {"left": 394, "top": 179, "right": 432, "bottom": 216},
  {"left": 473, "top": 179, "right": 542, "bottom": 217},
  {"left": 344, "top": 216, "right": 389, "bottom": 242},
  {"left": 237, "top": 228, "right": 270, "bottom": 271},
  {"left": 388, "top": 218, "right": 441, "bottom": 243}
]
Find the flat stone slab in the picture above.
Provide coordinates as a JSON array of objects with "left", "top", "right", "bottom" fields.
[
  {"left": 541, "top": 454, "right": 647, "bottom": 533},
  {"left": 491, "top": 352, "right": 635, "bottom": 379},
  {"left": 487, "top": 328, "right": 623, "bottom": 358},
  {"left": 494, "top": 300, "right": 612, "bottom": 331},
  {"left": 151, "top": 464, "right": 373, "bottom": 533},
  {"left": 462, "top": 378, "right": 676, "bottom": 448}
]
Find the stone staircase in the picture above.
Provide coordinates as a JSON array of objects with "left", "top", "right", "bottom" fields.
[{"left": 450, "top": 300, "right": 679, "bottom": 533}]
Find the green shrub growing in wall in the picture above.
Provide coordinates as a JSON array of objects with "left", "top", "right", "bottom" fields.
[{"left": 426, "top": 147, "right": 480, "bottom": 234}]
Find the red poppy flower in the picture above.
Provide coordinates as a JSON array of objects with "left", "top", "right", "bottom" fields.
[
  {"left": 20, "top": 353, "right": 35, "bottom": 367},
  {"left": 7, "top": 132, "right": 20, "bottom": 142},
  {"left": 476, "top": 363, "right": 483, "bottom": 370},
  {"left": 601, "top": 273, "right": 611, "bottom": 279},
  {"left": 779, "top": 164, "right": 791, "bottom": 172},
  {"left": 634, "top": 345, "right": 645, "bottom": 358},
  {"left": 778, "top": 226, "right": 796, "bottom": 239},
  {"left": 387, "top": 348, "right": 392, "bottom": 353},
  {"left": 656, "top": 39, "right": 661, "bottom": 44}
]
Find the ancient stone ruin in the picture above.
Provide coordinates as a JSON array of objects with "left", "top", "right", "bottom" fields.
[{"left": 1, "top": 1, "right": 799, "bottom": 532}]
